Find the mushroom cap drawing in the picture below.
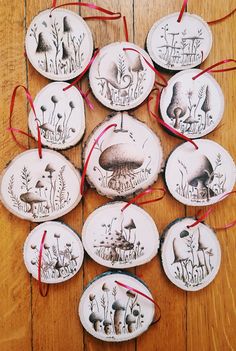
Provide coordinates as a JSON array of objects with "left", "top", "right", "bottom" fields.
[
  {"left": 99, "top": 143, "right": 144, "bottom": 171},
  {"left": 167, "top": 82, "right": 187, "bottom": 120},
  {"left": 126, "top": 314, "right": 136, "bottom": 324},
  {"left": 185, "top": 153, "right": 214, "bottom": 187},
  {"left": 20, "top": 192, "right": 46, "bottom": 204},
  {"left": 45, "top": 163, "right": 56, "bottom": 173},
  {"left": 124, "top": 219, "right": 136, "bottom": 230},
  {"left": 36, "top": 32, "right": 52, "bottom": 53},
  {"left": 35, "top": 180, "right": 44, "bottom": 189},
  {"left": 89, "top": 312, "right": 103, "bottom": 323},
  {"left": 112, "top": 300, "right": 125, "bottom": 311}
]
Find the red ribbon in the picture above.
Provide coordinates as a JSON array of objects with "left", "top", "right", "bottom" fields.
[
  {"left": 121, "top": 187, "right": 166, "bottom": 212},
  {"left": 207, "top": 8, "right": 236, "bottom": 25},
  {"left": 148, "top": 88, "right": 199, "bottom": 150},
  {"left": 9, "top": 85, "right": 42, "bottom": 159},
  {"left": 76, "top": 85, "right": 94, "bottom": 110},
  {"left": 123, "top": 16, "right": 129, "bottom": 42},
  {"left": 80, "top": 123, "right": 117, "bottom": 195},
  {"left": 177, "top": 0, "right": 188, "bottom": 23},
  {"left": 192, "top": 59, "right": 236, "bottom": 80},
  {"left": 115, "top": 280, "right": 161, "bottom": 322},
  {"left": 187, "top": 191, "right": 236, "bottom": 230},
  {"left": 63, "top": 49, "right": 100, "bottom": 91},
  {"left": 50, "top": 2, "right": 121, "bottom": 21},
  {"left": 38, "top": 230, "right": 49, "bottom": 297},
  {"left": 123, "top": 48, "right": 168, "bottom": 87}
]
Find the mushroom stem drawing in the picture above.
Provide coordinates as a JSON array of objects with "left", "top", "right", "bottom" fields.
[
  {"left": 114, "top": 112, "right": 128, "bottom": 133},
  {"left": 201, "top": 86, "right": 211, "bottom": 130},
  {"left": 197, "top": 228, "right": 209, "bottom": 275},
  {"left": 167, "top": 82, "right": 187, "bottom": 129}
]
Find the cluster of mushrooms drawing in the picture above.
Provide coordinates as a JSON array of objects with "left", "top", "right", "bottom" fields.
[
  {"left": 88, "top": 283, "right": 145, "bottom": 335},
  {"left": 171, "top": 227, "right": 215, "bottom": 288},
  {"left": 29, "top": 15, "right": 85, "bottom": 75},
  {"left": 8, "top": 163, "right": 71, "bottom": 218},
  {"left": 30, "top": 233, "right": 79, "bottom": 280},
  {"left": 93, "top": 216, "right": 144, "bottom": 265}
]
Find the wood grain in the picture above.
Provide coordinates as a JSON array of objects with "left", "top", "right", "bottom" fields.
[{"left": 0, "top": 1, "right": 235, "bottom": 351}]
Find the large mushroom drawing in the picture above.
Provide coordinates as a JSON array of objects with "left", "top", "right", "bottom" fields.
[
  {"left": 98, "top": 143, "right": 144, "bottom": 193},
  {"left": 167, "top": 82, "right": 187, "bottom": 129},
  {"left": 36, "top": 32, "right": 52, "bottom": 72},
  {"left": 112, "top": 300, "right": 126, "bottom": 334},
  {"left": 20, "top": 192, "right": 46, "bottom": 217}
]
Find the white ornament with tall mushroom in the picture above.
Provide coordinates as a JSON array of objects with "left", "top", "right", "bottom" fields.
[
  {"left": 0, "top": 149, "right": 82, "bottom": 221},
  {"left": 83, "top": 112, "right": 163, "bottom": 199},
  {"left": 82, "top": 201, "right": 160, "bottom": 269},
  {"left": 78, "top": 271, "right": 155, "bottom": 342},
  {"left": 165, "top": 139, "right": 235, "bottom": 206}
]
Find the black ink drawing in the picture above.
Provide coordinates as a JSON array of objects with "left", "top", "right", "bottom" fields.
[
  {"left": 30, "top": 234, "right": 79, "bottom": 280},
  {"left": 157, "top": 25, "right": 204, "bottom": 67},
  {"left": 7, "top": 164, "right": 71, "bottom": 218},
  {"left": 88, "top": 283, "right": 145, "bottom": 335},
  {"left": 30, "top": 16, "right": 85, "bottom": 75},
  {"left": 36, "top": 96, "right": 76, "bottom": 145},
  {"left": 172, "top": 227, "right": 214, "bottom": 287},
  {"left": 166, "top": 82, "right": 214, "bottom": 135},
  {"left": 175, "top": 153, "right": 225, "bottom": 202},
  {"left": 96, "top": 53, "right": 146, "bottom": 107},
  {"left": 93, "top": 217, "right": 144, "bottom": 265}
]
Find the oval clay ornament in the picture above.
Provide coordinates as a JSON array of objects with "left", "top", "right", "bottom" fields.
[
  {"left": 89, "top": 42, "right": 155, "bottom": 110},
  {"left": 0, "top": 149, "right": 82, "bottom": 222},
  {"left": 146, "top": 12, "right": 212, "bottom": 71},
  {"left": 160, "top": 69, "right": 224, "bottom": 139},
  {"left": 29, "top": 82, "right": 85, "bottom": 150},
  {"left": 82, "top": 112, "right": 163, "bottom": 199},
  {"left": 165, "top": 139, "right": 235, "bottom": 206},
  {"left": 23, "top": 221, "right": 84, "bottom": 284},
  {"left": 78, "top": 271, "right": 155, "bottom": 342},
  {"left": 82, "top": 201, "right": 159, "bottom": 269},
  {"left": 161, "top": 217, "right": 221, "bottom": 291},
  {"left": 25, "top": 9, "right": 93, "bottom": 81}
]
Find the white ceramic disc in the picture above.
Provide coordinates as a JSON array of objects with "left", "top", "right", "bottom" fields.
[
  {"left": 146, "top": 12, "right": 212, "bottom": 70},
  {"left": 89, "top": 42, "right": 155, "bottom": 110},
  {"left": 0, "top": 149, "right": 82, "bottom": 222},
  {"left": 25, "top": 9, "right": 93, "bottom": 81},
  {"left": 82, "top": 201, "right": 159, "bottom": 269},
  {"left": 83, "top": 112, "right": 163, "bottom": 199},
  {"left": 78, "top": 271, "right": 155, "bottom": 342},
  {"left": 28, "top": 82, "right": 85, "bottom": 150},
  {"left": 165, "top": 139, "right": 235, "bottom": 206},
  {"left": 23, "top": 221, "right": 84, "bottom": 284},
  {"left": 161, "top": 217, "right": 221, "bottom": 291},
  {"left": 160, "top": 69, "right": 224, "bottom": 138}
]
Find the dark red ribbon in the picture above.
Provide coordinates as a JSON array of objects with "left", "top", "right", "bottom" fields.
[
  {"left": 148, "top": 88, "right": 199, "bottom": 150},
  {"left": 76, "top": 85, "right": 94, "bottom": 110},
  {"left": 187, "top": 191, "right": 236, "bottom": 230},
  {"left": 192, "top": 59, "right": 236, "bottom": 80},
  {"left": 9, "top": 85, "right": 42, "bottom": 159},
  {"left": 123, "top": 16, "right": 129, "bottom": 42},
  {"left": 80, "top": 123, "right": 117, "bottom": 195},
  {"left": 207, "top": 8, "right": 236, "bottom": 25},
  {"left": 50, "top": 2, "right": 121, "bottom": 21},
  {"left": 63, "top": 49, "right": 100, "bottom": 91},
  {"left": 115, "top": 280, "right": 161, "bottom": 323},
  {"left": 121, "top": 187, "right": 166, "bottom": 212},
  {"left": 38, "top": 230, "right": 49, "bottom": 297},
  {"left": 177, "top": 0, "right": 188, "bottom": 23},
  {"left": 123, "top": 48, "right": 168, "bottom": 87}
]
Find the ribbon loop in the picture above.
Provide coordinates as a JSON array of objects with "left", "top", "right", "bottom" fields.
[
  {"left": 121, "top": 187, "right": 166, "bottom": 212},
  {"left": 177, "top": 0, "right": 188, "bottom": 23},
  {"left": 192, "top": 59, "right": 236, "bottom": 80},
  {"left": 207, "top": 8, "right": 236, "bottom": 25}
]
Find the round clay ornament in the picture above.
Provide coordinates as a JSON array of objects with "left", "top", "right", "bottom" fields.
[
  {"left": 0, "top": 149, "right": 82, "bottom": 222},
  {"left": 25, "top": 9, "right": 93, "bottom": 81},
  {"left": 89, "top": 42, "right": 155, "bottom": 110},
  {"left": 160, "top": 69, "right": 224, "bottom": 138},
  {"left": 23, "top": 221, "right": 84, "bottom": 284},
  {"left": 78, "top": 271, "right": 155, "bottom": 342},
  {"left": 29, "top": 82, "right": 85, "bottom": 150},
  {"left": 146, "top": 12, "right": 212, "bottom": 71},
  {"left": 161, "top": 217, "right": 221, "bottom": 291},
  {"left": 83, "top": 112, "right": 163, "bottom": 199},
  {"left": 82, "top": 201, "right": 159, "bottom": 269},
  {"left": 165, "top": 139, "right": 235, "bottom": 206}
]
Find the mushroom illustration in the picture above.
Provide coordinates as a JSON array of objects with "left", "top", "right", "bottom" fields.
[
  {"left": 167, "top": 82, "right": 187, "bottom": 129},
  {"left": 112, "top": 300, "right": 125, "bottom": 334},
  {"left": 185, "top": 153, "right": 216, "bottom": 200},
  {"left": 103, "top": 319, "right": 112, "bottom": 334},
  {"left": 201, "top": 86, "right": 211, "bottom": 129},
  {"left": 45, "top": 164, "right": 56, "bottom": 208},
  {"left": 182, "top": 114, "right": 198, "bottom": 133},
  {"left": 172, "top": 238, "right": 190, "bottom": 282},
  {"left": 197, "top": 228, "right": 209, "bottom": 275},
  {"left": 129, "top": 55, "right": 144, "bottom": 98},
  {"left": 120, "top": 90, "right": 128, "bottom": 105},
  {"left": 206, "top": 249, "right": 214, "bottom": 271},
  {"left": 20, "top": 192, "right": 46, "bottom": 216},
  {"left": 113, "top": 112, "right": 128, "bottom": 133},
  {"left": 124, "top": 219, "right": 136, "bottom": 241},
  {"left": 126, "top": 314, "right": 136, "bottom": 333},
  {"left": 36, "top": 32, "right": 52, "bottom": 72},
  {"left": 39, "top": 123, "right": 54, "bottom": 139},
  {"left": 35, "top": 180, "right": 44, "bottom": 197},
  {"left": 63, "top": 16, "right": 72, "bottom": 47},
  {"left": 99, "top": 143, "right": 144, "bottom": 193},
  {"left": 51, "top": 95, "right": 58, "bottom": 125},
  {"left": 40, "top": 105, "right": 47, "bottom": 124},
  {"left": 89, "top": 312, "right": 103, "bottom": 332}
]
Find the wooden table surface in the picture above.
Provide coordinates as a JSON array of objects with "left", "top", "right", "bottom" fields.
[{"left": 0, "top": 1, "right": 236, "bottom": 350}]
